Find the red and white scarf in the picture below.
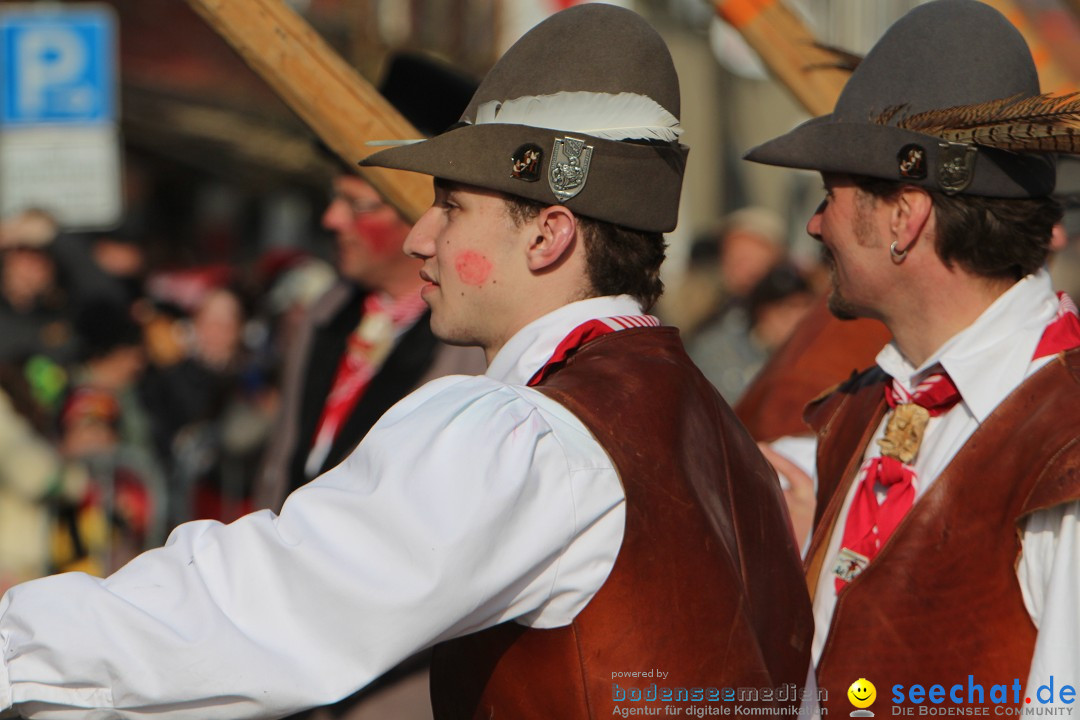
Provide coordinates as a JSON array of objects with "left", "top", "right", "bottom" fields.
[
  {"left": 834, "top": 292, "right": 1080, "bottom": 592},
  {"left": 305, "top": 291, "right": 428, "bottom": 478}
]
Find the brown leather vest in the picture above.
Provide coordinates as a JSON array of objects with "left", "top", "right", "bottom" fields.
[
  {"left": 804, "top": 349, "right": 1080, "bottom": 713},
  {"left": 430, "top": 327, "right": 812, "bottom": 719}
]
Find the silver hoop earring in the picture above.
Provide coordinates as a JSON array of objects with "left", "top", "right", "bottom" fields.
[{"left": 890, "top": 240, "right": 908, "bottom": 264}]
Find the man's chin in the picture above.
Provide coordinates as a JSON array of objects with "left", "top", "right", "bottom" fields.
[
  {"left": 429, "top": 317, "right": 478, "bottom": 348},
  {"left": 434, "top": 333, "right": 477, "bottom": 348},
  {"left": 826, "top": 290, "right": 861, "bottom": 321}
]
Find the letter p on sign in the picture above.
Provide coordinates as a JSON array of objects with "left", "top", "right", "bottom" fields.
[{"left": 0, "top": 5, "right": 114, "bottom": 126}]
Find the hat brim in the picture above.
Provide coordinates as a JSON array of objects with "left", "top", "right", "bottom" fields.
[
  {"left": 363, "top": 123, "right": 688, "bottom": 233},
  {"left": 745, "top": 115, "right": 1055, "bottom": 198}
]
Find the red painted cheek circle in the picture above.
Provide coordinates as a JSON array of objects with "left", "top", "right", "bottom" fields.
[
  {"left": 454, "top": 251, "right": 493, "bottom": 286},
  {"left": 353, "top": 213, "right": 404, "bottom": 255}
]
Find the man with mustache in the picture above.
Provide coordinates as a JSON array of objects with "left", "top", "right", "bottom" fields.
[{"left": 748, "top": 0, "right": 1080, "bottom": 712}]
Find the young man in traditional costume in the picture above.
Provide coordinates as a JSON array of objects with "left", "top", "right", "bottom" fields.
[{"left": 0, "top": 6, "right": 809, "bottom": 718}]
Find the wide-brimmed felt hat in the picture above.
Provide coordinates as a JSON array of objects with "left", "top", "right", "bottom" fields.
[
  {"left": 361, "top": 4, "right": 688, "bottom": 233},
  {"left": 745, "top": 0, "right": 1057, "bottom": 198}
]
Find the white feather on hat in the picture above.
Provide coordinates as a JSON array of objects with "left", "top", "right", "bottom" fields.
[{"left": 473, "top": 91, "right": 682, "bottom": 143}]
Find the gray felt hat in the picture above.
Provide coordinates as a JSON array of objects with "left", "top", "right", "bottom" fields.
[
  {"left": 745, "top": 0, "right": 1056, "bottom": 197},
  {"left": 361, "top": 4, "right": 689, "bottom": 233}
]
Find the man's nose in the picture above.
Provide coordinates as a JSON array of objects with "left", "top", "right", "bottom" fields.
[
  {"left": 806, "top": 200, "right": 826, "bottom": 241},
  {"left": 322, "top": 197, "right": 349, "bottom": 230},
  {"left": 403, "top": 206, "right": 440, "bottom": 258}
]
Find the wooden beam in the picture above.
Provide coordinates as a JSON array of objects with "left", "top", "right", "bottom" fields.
[
  {"left": 185, "top": 0, "right": 432, "bottom": 222},
  {"left": 712, "top": 0, "right": 851, "bottom": 116}
]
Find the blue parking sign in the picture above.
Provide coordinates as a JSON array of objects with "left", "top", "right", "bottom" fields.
[{"left": 0, "top": 5, "right": 116, "bottom": 126}]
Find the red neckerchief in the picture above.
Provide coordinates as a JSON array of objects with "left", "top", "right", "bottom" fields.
[
  {"left": 834, "top": 369, "right": 961, "bottom": 592},
  {"left": 834, "top": 292, "right": 1080, "bottom": 593},
  {"left": 527, "top": 315, "right": 661, "bottom": 387},
  {"left": 305, "top": 291, "right": 428, "bottom": 477}
]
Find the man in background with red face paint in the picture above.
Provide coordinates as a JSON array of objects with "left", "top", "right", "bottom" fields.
[{"left": 255, "top": 53, "right": 484, "bottom": 514}]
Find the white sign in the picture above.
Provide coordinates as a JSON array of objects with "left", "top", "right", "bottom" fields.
[{"left": 0, "top": 4, "right": 121, "bottom": 230}]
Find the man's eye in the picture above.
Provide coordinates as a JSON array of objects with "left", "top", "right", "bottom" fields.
[{"left": 348, "top": 200, "right": 384, "bottom": 214}]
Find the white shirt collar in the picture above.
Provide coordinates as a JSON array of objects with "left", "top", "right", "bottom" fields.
[
  {"left": 486, "top": 295, "right": 644, "bottom": 385},
  {"left": 875, "top": 268, "right": 1059, "bottom": 422}
]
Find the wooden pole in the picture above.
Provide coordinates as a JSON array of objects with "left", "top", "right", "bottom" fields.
[
  {"left": 185, "top": 0, "right": 432, "bottom": 222},
  {"left": 712, "top": 0, "right": 850, "bottom": 116}
]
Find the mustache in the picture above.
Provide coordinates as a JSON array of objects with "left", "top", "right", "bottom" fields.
[{"left": 820, "top": 245, "right": 835, "bottom": 267}]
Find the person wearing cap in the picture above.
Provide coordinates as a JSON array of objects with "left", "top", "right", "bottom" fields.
[
  {"left": 745, "top": 0, "right": 1080, "bottom": 712},
  {"left": 0, "top": 6, "right": 809, "bottom": 718}
]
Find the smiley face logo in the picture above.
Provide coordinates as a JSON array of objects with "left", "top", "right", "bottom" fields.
[{"left": 848, "top": 678, "right": 876, "bottom": 709}]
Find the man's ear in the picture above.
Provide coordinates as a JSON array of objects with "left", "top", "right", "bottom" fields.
[
  {"left": 891, "top": 186, "right": 933, "bottom": 253},
  {"left": 526, "top": 205, "right": 578, "bottom": 271}
]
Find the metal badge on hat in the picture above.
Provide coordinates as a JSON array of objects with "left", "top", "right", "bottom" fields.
[
  {"left": 937, "top": 142, "right": 977, "bottom": 194},
  {"left": 510, "top": 144, "right": 543, "bottom": 182},
  {"left": 897, "top": 144, "right": 927, "bottom": 180},
  {"left": 549, "top": 136, "right": 593, "bottom": 201}
]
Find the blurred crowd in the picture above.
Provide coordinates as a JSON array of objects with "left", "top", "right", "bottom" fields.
[{"left": 0, "top": 206, "right": 336, "bottom": 588}]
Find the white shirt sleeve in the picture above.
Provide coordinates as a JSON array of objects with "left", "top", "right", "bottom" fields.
[
  {"left": 0, "top": 375, "right": 625, "bottom": 719},
  {"left": 1018, "top": 501, "right": 1080, "bottom": 708},
  {"left": 766, "top": 435, "right": 819, "bottom": 490}
]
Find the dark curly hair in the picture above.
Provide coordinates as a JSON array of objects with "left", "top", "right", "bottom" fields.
[
  {"left": 504, "top": 196, "right": 667, "bottom": 311},
  {"left": 853, "top": 176, "right": 1061, "bottom": 281}
]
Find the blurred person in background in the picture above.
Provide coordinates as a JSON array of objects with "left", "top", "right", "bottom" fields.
[
  {"left": 0, "top": 211, "right": 156, "bottom": 418},
  {"left": 746, "top": 263, "right": 816, "bottom": 355},
  {"left": 87, "top": 230, "right": 147, "bottom": 306},
  {"left": 52, "top": 225, "right": 149, "bottom": 313},
  {"left": 694, "top": 261, "right": 816, "bottom": 405},
  {"left": 58, "top": 300, "right": 167, "bottom": 574},
  {"left": 0, "top": 209, "right": 78, "bottom": 368},
  {"left": 0, "top": 363, "right": 88, "bottom": 592},
  {"left": 686, "top": 206, "right": 788, "bottom": 400},
  {"left": 1049, "top": 158, "right": 1080, "bottom": 299},
  {"left": 716, "top": 207, "right": 788, "bottom": 300},
  {"left": 141, "top": 284, "right": 259, "bottom": 526}
]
